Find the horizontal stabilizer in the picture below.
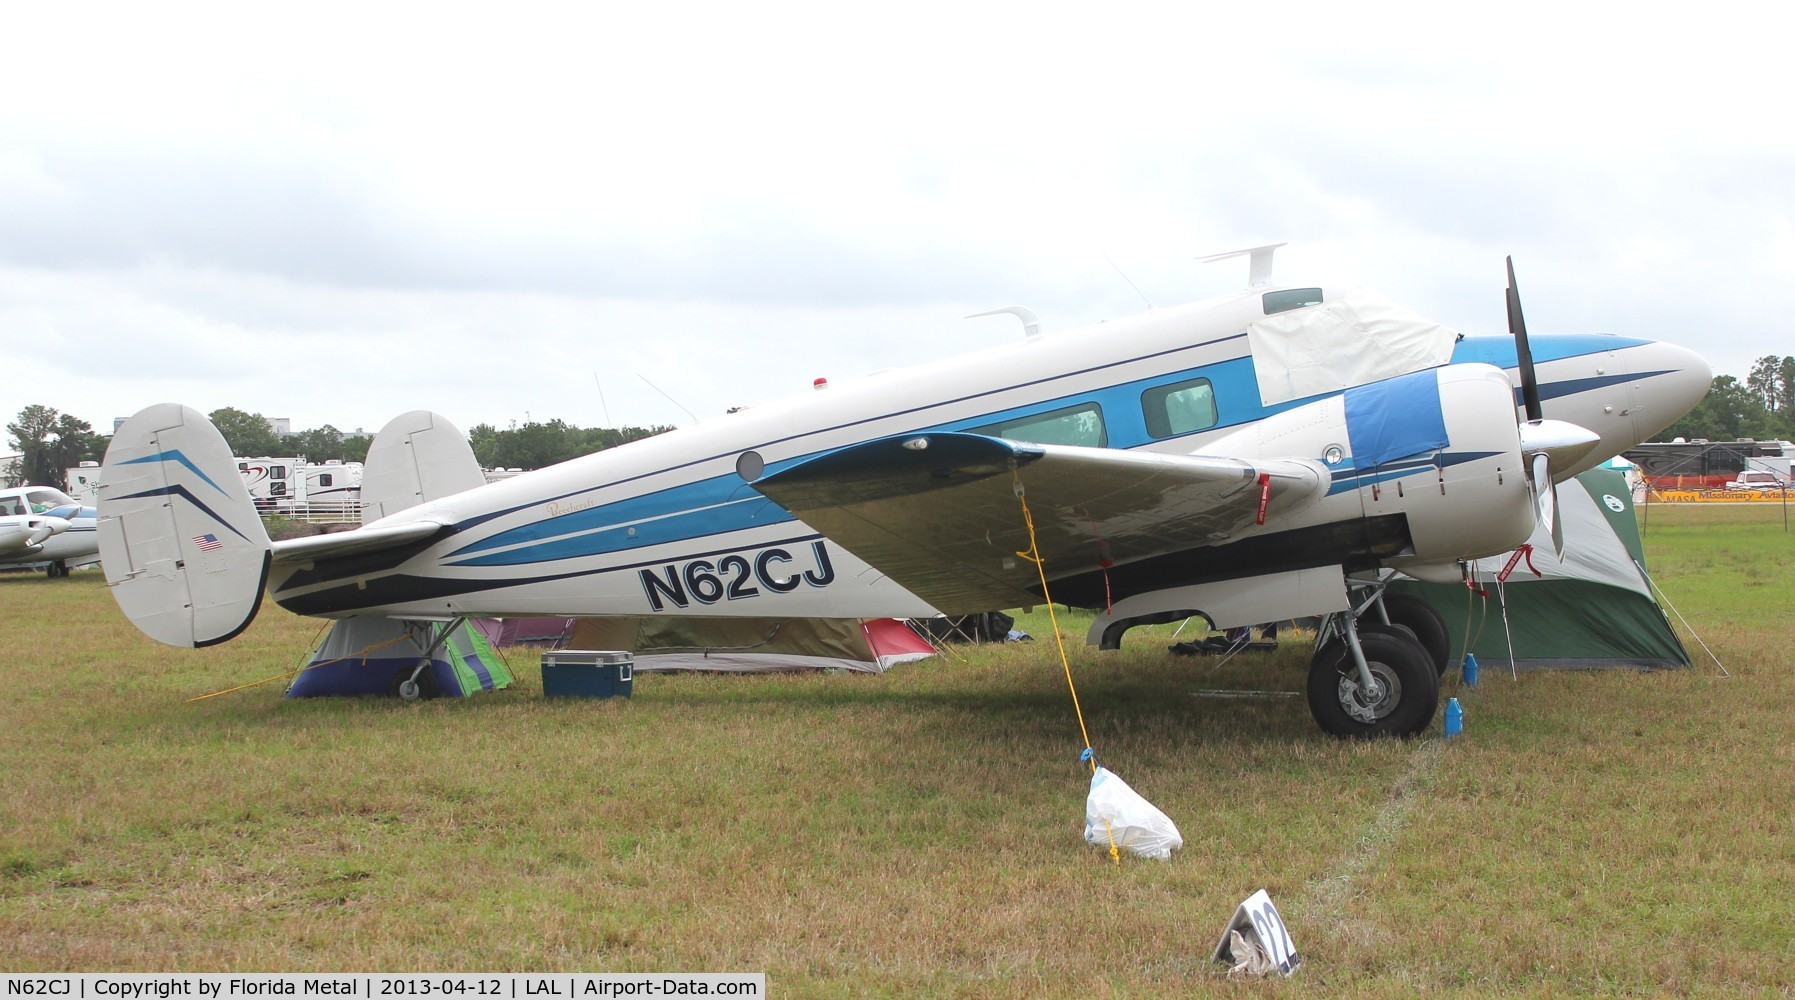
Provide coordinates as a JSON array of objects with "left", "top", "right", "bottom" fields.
[
  {"left": 271, "top": 519, "right": 448, "bottom": 565},
  {"left": 99, "top": 404, "right": 272, "bottom": 647},
  {"left": 751, "top": 432, "right": 1327, "bottom": 613},
  {"left": 360, "top": 410, "right": 487, "bottom": 524}
]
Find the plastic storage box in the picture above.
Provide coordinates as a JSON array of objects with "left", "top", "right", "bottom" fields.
[{"left": 540, "top": 649, "right": 634, "bottom": 699}]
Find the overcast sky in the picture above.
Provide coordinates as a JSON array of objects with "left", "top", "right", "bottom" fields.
[{"left": 3, "top": 3, "right": 1788, "bottom": 445}]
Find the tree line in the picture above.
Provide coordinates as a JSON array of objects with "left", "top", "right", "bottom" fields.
[
  {"left": 13, "top": 358, "right": 1792, "bottom": 492},
  {"left": 5, "top": 404, "right": 671, "bottom": 491},
  {"left": 1661, "top": 355, "right": 1795, "bottom": 442}
]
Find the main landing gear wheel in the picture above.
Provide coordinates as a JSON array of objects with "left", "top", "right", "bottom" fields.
[
  {"left": 1376, "top": 592, "right": 1451, "bottom": 676},
  {"left": 45, "top": 561, "right": 68, "bottom": 578},
  {"left": 390, "top": 666, "right": 440, "bottom": 702},
  {"left": 1307, "top": 628, "right": 1440, "bottom": 738}
]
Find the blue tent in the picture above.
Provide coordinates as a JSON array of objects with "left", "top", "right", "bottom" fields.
[{"left": 286, "top": 617, "right": 514, "bottom": 698}]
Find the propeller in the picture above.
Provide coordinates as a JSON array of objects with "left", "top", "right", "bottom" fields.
[{"left": 1507, "top": 256, "right": 1598, "bottom": 555}]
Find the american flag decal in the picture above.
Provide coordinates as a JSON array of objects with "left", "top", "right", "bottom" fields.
[{"left": 193, "top": 533, "right": 223, "bottom": 552}]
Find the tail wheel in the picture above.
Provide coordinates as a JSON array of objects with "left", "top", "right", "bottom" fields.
[
  {"left": 1307, "top": 628, "right": 1440, "bottom": 738},
  {"left": 1378, "top": 592, "right": 1452, "bottom": 675},
  {"left": 390, "top": 666, "right": 441, "bottom": 702}
]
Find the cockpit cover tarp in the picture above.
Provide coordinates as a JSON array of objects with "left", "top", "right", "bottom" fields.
[{"left": 1248, "top": 289, "right": 1459, "bottom": 407}]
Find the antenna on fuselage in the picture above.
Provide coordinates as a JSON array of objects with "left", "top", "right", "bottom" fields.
[
  {"left": 1099, "top": 250, "right": 1154, "bottom": 310},
  {"left": 1196, "top": 242, "right": 1287, "bottom": 287},
  {"left": 966, "top": 306, "right": 1041, "bottom": 338},
  {"left": 637, "top": 373, "right": 700, "bottom": 424},
  {"left": 593, "top": 372, "right": 613, "bottom": 428}
]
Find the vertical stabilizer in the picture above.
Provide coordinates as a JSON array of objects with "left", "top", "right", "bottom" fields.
[
  {"left": 99, "top": 404, "right": 273, "bottom": 648},
  {"left": 359, "top": 411, "right": 487, "bottom": 524}
]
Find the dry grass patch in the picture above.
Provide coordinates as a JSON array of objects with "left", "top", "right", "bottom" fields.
[{"left": 1, "top": 506, "right": 1791, "bottom": 994}]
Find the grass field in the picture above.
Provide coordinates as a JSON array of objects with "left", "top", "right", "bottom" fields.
[{"left": 2, "top": 505, "right": 1791, "bottom": 994}]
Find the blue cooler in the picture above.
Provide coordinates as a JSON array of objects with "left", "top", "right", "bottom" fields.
[{"left": 540, "top": 650, "right": 634, "bottom": 699}]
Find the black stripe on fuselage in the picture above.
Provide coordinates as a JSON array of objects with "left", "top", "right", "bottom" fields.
[{"left": 272, "top": 530, "right": 830, "bottom": 616}]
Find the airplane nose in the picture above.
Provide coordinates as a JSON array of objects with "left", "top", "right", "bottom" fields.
[{"left": 1635, "top": 342, "right": 1712, "bottom": 440}]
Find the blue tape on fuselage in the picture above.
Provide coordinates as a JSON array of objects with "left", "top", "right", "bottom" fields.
[{"left": 1345, "top": 369, "right": 1448, "bottom": 467}]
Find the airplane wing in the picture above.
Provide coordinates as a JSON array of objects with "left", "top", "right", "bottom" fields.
[{"left": 751, "top": 432, "right": 1329, "bottom": 613}]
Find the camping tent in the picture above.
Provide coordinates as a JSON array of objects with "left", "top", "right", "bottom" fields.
[
  {"left": 1389, "top": 468, "right": 1689, "bottom": 670},
  {"left": 472, "top": 616, "right": 575, "bottom": 648},
  {"left": 286, "top": 617, "right": 515, "bottom": 697},
  {"left": 565, "top": 617, "right": 935, "bottom": 673}
]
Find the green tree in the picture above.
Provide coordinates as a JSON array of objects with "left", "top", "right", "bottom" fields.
[
  {"left": 6, "top": 405, "right": 105, "bottom": 489},
  {"left": 340, "top": 435, "right": 371, "bottom": 463},
  {"left": 208, "top": 407, "right": 282, "bottom": 457},
  {"left": 290, "top": 425, "right": 346, "bottom": 462},
  {"left": 1745, "top": 355, "right": 1791, "bottom": 414},
  {"left": 467, "top": 423, "right": 501, "bottom": 468},
  {"left": 1659, "top": 375, "right": 1773, "bottom": 442}
]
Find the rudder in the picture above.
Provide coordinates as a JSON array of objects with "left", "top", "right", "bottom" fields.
[
  {"left": 360, "top": 410, "right": 487, "bottom": 524},
  {"left": 99, "top": 404, "right": 273, "bottom": 647}
]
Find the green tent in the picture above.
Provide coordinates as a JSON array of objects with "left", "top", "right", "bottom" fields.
[
  {"left": 286, "top": 617, "right": 515, "bottom": 697},
  {"left": 1390, "top": 468, "right": 1689, "bottom": 670}
]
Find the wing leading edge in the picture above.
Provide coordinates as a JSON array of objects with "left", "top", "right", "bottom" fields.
[{"left": 750, "top": 433, "right": 1329, "bottom": 614}]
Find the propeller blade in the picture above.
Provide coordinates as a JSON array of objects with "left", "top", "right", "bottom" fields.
[
  {"left": 1531, "top": 451, "right": 1564, "bottom": 556},
  {"left": 1507, "top": 256, "right": 1544, "bottom": 422}
]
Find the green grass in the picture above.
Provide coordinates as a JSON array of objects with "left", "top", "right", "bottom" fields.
[{"left": 1, "top": 505, "right": 1792, "bottom": 994}]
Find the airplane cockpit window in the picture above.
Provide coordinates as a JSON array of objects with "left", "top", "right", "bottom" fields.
[
  {"left": 1262, "top": 288, "right": 1324, "bottom": 315},
  {"left": 26, "top": 488, "right": 76, "bottom": 511},
  {"left": 44, "top": 504, "right": 83, "bottom": 520},
  {"left": 972, "top": 403, "right": 1107, "bottom": 447},
  {"left": 1142, "top": 378, "right": 1218, "bottom": 439}
]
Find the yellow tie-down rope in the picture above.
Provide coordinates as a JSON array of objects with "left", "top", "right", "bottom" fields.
[
  {"left": 186, "top": 634, "right": 413, "bottom": 703},
  {"left": 1014, "top": 473, "right": 1122, "bottom": 867}
]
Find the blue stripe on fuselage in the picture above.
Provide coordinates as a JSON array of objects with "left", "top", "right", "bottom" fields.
[{"left": 442, "top": 334, "right": 1636, "bottom": 568}]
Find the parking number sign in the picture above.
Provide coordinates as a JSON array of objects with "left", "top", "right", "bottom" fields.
[{"left": 1211, "top": 889, "right": 1300, "bottom": 976}]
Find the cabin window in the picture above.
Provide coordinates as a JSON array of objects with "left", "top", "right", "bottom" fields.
[
  {"left": 1262, "top": 288, "right": 1323, "bottom": 315},
  {"left": 25, "top": 488, "right": 75, "bottom": 511},
  {"left": 317, "top": 474, "right": 334, "bottom": 487},
  {"left": 1142, "top": 378, "right": 1218, "bottom": 439},
  {"left": 269, "top": 466, "right": 287, "bottom": 479},
  {"left": 972, "top": 403, "right": 1107, "bottom": 448}
]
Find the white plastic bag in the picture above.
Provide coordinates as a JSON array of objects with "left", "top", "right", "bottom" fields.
[{"left": 1083, "top": 765, "right": 1183, "bottom": 860}]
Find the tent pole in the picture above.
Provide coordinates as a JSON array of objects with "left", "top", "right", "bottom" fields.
[{"left": 1495, "top": 579, "right": 1519, "bottom": 680}]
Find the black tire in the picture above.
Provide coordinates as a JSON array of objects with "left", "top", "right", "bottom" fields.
[
  {"left": 389, "top": 666, "right": 441, "bottom": 701},
  {"left": 1307, "top": 628, "right": 1440, "bottom": 738},
  {"left": 1378, "top": 592, "right": 1451, "bottom": 675}
]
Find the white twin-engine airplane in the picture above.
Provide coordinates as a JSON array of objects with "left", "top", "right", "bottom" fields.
[
  {"left": 0, "top": 485, "right": 99, "bottom": 577},
  {"left": 96, "top": 253, "right": 1708, "bottom": 737}
]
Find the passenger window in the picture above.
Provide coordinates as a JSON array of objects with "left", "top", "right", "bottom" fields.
[
  {"left": 1142, "top": 378, "right": 1218, "bottom": 438},
  {"left": 972, "top": 403, "right": 1106, "bottom": 447},
  {"left": 1262, "top": 288, "right": 1323, "bottom": 314}
]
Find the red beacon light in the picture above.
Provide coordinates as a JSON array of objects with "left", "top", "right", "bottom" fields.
[{"left": 813, "top": 377, "right": 828, "bottom": 390}]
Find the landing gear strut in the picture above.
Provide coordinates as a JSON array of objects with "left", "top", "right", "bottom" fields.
[
  {"left": 390, "top": 616, "right": 467, "bottom": 703},
  {"left": 1308, "top": 583, "right": 1440, "bottom": 738}
]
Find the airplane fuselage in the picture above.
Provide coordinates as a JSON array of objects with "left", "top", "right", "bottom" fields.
[{"left": 261, "top": 282, "right": 1708, "bottom": 622}]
